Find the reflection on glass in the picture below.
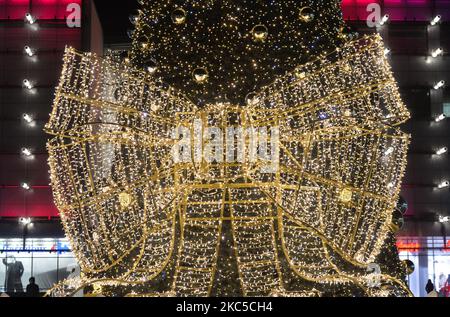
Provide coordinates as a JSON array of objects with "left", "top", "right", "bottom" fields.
[{"left": 398, "top": 236, "right": 450, "bottom": 297}]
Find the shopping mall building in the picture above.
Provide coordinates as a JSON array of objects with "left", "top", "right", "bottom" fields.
[{"left": 0, "top": 0, "right": 449, "bottom": 297}]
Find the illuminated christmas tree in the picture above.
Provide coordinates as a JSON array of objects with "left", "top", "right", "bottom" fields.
[
  {"left": 46, "top": 1, "right": 413, "bottom": 297},
  {"left": 130, "top": 0, "right": 348, "bottom": 106}
]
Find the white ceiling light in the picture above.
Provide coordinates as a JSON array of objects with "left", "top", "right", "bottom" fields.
[
  {"left": 431, "top": 48, "right": 443, "bottom": 58},
  {"left": 438, "top": 181, "right": 450, "bottom": 189},
  {"left": 435, "top": 113, "right": 446, "bottom": 122},
  {"left": 19, "top": 217, "right": 32, "bottom": 225},
  {"left": 434, "top": 80, "right": 445, "bottom": 90},
  {"left": 23, "top": 79, "right": 33, "bottom": 90},
  {"left": 21, "top": 148, "right": 32, "bottom": 157},
  {"left": 379, "top": 14, "right": 389, "bottom": 26},
  {"left": 21, "top": 182, "right": 31, "bottom": 190},
  {"left": 384, "top": 147, "right": 394, "bottom": 156},
  {"left": 436, "top": 147, "right": 448, "bottom": 155},
  {"left": 24, "top": 45, "right": 35, "bottom": 57},
  {"left": 23, "top": 113, "right": 34, "bottom": 124},
  {"left": 25, "top": 13, "right": 35, "bottom": 24},
  {"left": 431, "top": 15, "right": 441, "bottom": 26}
]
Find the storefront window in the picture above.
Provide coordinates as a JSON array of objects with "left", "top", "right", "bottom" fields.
[
  {"left": 0, "top": 239, "right": 76, "bottom": 293},
  {"left": 398, "top": 236, "right": 450, "bottom": 297},
  {"left": 444, "top": 103, "right": 450, "bottom": 117}
]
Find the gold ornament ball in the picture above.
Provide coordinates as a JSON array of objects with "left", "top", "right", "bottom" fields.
[
  {"left": 192, "top": 68, "right": 209, "bottom": 84},
  {"left": 339, "top": 188, "right": 353, "bottom": 203},
  {"left": 171, "top": 8, "right": 186, "bottom": 25},
  {"left": 144, "top": 59, "right": 158, "bottom": 74},
  {"left": 299, "top": 7, "right": 315, "bottom": 23},
  {"left": 137, "top": 35, "right": 149, "bottom": 50},
  {"left": 390, "top": 208, "right": 404, "bottom": 232},
  {"left": 245, "top": 92, "right": 260, "bottom": 106},
  {"left": 118, "top": 192, "right": 133, "bottom": 209},
  {"left": 295, "top": 69, "right": 306, "bottom": 79},
  {"left": 252, "top": 24, "right": 268, "bottom": 42},
  {"left": 113, "top": 88, "right": 122, "bottom": 101},
  {"left": 403, "top": 260, "right": 415, "bottom": 275}
]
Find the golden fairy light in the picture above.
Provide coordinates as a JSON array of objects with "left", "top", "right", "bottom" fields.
[{"left": 45, "top": 34, "right": 411, "bottom": 297}]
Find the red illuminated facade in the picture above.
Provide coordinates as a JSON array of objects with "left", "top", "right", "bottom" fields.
[
  {"left": 0, "top": 0, "right": 101, "bottom": 219},
  {"left": 0, "top": 0, "right": 81, "bottom": 20},
  {"left": 342, "top": 0, "right": 450, "bottom": 21}
]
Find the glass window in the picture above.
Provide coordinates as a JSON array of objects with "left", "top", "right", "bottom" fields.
[
  {"left": 58, "top": 256, "right": 79, "bottom": 282},
  {"left": 444, "top": 103, "right": 450, "bottom": 117},
  {"left": 32, "top": 255, "right": 58, "bottom": 291},
  {"left": 0, "top": 254, "right": 5, "bottom": 293},
  {"left": 398, "top": 236, "right": 450, "bottom": 297},
  {"left": 399, "top": 252, "right": 420, "bottom": 296},
  {"left": 1, "top": 252, "right": 31, "bottom": 294},
  {"left": 0, "top": 238, "right": 76, "bottom": 293}
]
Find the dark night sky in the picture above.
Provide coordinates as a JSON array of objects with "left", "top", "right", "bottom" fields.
[{"left": 93, "top": 0, "right": 139, "bottom": 44}]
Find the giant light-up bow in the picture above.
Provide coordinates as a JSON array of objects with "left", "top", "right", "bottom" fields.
[{"left": 45, "top": 35, "right": 411, "bottom": 297}]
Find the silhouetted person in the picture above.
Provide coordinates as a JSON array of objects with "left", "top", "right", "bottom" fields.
[
  {"left": 2, "top": 256, "right": 24, "bottom": 293},
  {"left": 426, "top": 279, "right": 434, "bottom": 293},
  {"left": 426, "top": 279, "right": 438, "bottom": 297},
  {"left": 26, "top": 277, "right": 40, "bottom": 297}
]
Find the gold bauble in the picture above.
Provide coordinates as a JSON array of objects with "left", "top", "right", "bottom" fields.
[
  {"left": 144, "top": 58, "right": 158, "bottom": 74},
  {"left": 299, "top": 7, "right": 315, "bottom": 23},
  {"left": 403, "top": 260, "right": 415, "bottom": 275},
  {"left": 295, "top": 69, "right": 306, "bottom": 79},
  {"left": 118, "top": 192, "right": 133, "bottom": 209},
  {"left": 192, "top": 68, "right": 209, "bottom": 84},
  {"left": 339, "top": 188, "right": 353, "bottom": 203},
  {"left": 171, "top": 8, "right": 186, "bottom": 25},
  {"left": 389, "top": 208, "right": 404, "bottom": 232},
  {"left": 342, "top": 63, "right": 352, "bottom": 72},
  {"left": 245, "top": 92, "right": 260, "bottom": 106},
  {"left": 252, "top": 24, "right": 268, "bottom": 42}
]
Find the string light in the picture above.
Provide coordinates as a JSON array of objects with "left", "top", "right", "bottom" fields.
[
  {"left": 45, "top": 33, "right": 412, "bottom": 297},
  {"left": 129, "top": 1, "right": 349, "bottom": 106},
  {"left": 129, "top": 15, "right": 139, "bottom": 25}
]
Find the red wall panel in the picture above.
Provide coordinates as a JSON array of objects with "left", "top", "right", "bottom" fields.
[
  {"left": 342, "top": 0, "right": 450, "bottom": 21},
  {"left": 0, "top": 0, "right": 82, "bottom": 20},
  {"left": 0, "top": 0, "right": 83, "bottom": 218}
]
